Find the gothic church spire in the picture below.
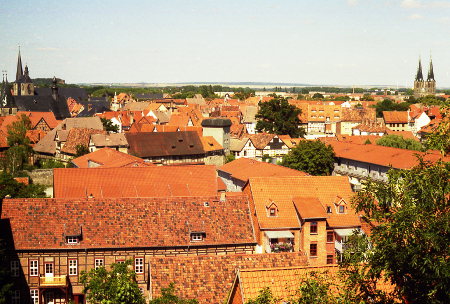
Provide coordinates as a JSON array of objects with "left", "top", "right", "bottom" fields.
[
  {"left": 427, "top": 58, "right": 435, "bottom": 81},
  {"left": 415, "top": 58, "right": 423, "bottom": 81},
  {"left": 16, "top": 46, "right": 23, "bottom": 82}
]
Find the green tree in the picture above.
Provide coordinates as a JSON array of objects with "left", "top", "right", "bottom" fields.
[
  {"left": 4, "top": 114, "right": 32, "bottom": 175},
  {"left": 424, "top": 103, "right": 450, "bottom": 155},
  {"left": 372, "top": 99, "right": 410, "bottom": 117},
  {"left": 100, "top": 118, "right": 119, "bottom": 133},
  {"left": 312, "top": 93, "right": 324, "bottom": 99},
  {"left": 0, "top": 173, "right": 46, "bottom": 199},
  {"left": 350, "top": 160, "right": 450, "bottom": 303},
  {"left": 245, "top": 287, "right": 279, "bottom": 304},
  {"left": 282, "top": 140, "right": 335, "bottom": 176},
  {"left": 289, "top": 272, "right": 337, "bottom": 304},
  {"left": 256, "top": 98, "right": 305, "bottom": 137},
  {"left": 225, "top": 154, "right": 235, "bottom": 163},
  {"left": 149, "top": 283, "right": 198, "bottom": 304},
  {"left": 75, "top": 144, "right": 90, "bottom": 157},
  {"left": 80, "top": 260, "right": 145, "bottom": 304},
  {"left": 375, "top": 135, "right": 424, "bottom": 151}
]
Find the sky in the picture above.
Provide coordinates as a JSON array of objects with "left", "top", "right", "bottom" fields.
[{"left": 1, "top": 0, "right": 449, "bottom": 87}]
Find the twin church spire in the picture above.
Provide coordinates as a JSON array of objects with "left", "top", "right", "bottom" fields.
[
  {"left": 415, "top": 57, "right": 435, "bottom": 82},
  {"left": 414, "top": 56, "right": 436, "bottom": 98}
]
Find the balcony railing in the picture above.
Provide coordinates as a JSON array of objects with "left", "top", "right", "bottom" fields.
[{"left": 39, "top": 275, "right": 68, "bottom": 287}]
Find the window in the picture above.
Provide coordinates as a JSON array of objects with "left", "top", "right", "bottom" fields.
[
  {"left": 29, "top": 260, "right": 38, "bottom": 277},
  {"left": 30, "top": 289, "right": 39, "bottom": 304},
  {"left": 95, "top": 258, "right": 104, "bottom": 269},
  {"left": 116, "top": 259, "right": 125, "bottom": 264},
  {"left": 326, "top": 206, "right": 332, "bottom": 214},
  {"left": 310, "top": 222, "right": 318, "bottom": 234},
  {"left": 327, "top": 231, "right": 334, "bottom": 242},
  {"left": 269, "top": 207, "right": 277, "bottom": 217},
  {"left": 190, "top": 233, "right": 204, "bottom": 241},
  {"left": 327, "top": 255, "right": 334, "bottom": 264},
  {"left": 12, "top": 290, "right": 20, "bottom": 304},
  {"left": 135, "top": 258, "right": 144, "bottom": 274},
  {"left": 11, "top": 260, "right": 20, "bottom": 277},
  {"left": 45, "top": 263, "right": 54, "bottom": 276},
  {"left": 66, "top": 236, "right": 79, "bottom": 244},
  {"left": 310, "top": 244, "right": 317, "bottom": 257},
  {"left": 339, "top": 205, "right": 345, "bottom": 213},
  {"left": 68, "top": 259, "right": 77, "bottom": 276}
]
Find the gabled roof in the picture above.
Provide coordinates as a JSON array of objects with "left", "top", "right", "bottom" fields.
[
  {"left": 219, "top": 158, "right": 307, "bottom": 183},
  {"left": 149, "top": 252, "right": 308, "bottom": 304},
  {"left": 16, "top": 111, "right": 59, "bottom": 129},
  {"left": 53, "top": 165, "right": 221, "bottom": 198},
  {"left": 63, "top": 116, "right": 104, "bottom": 130},
  {"left": 246, "top": 176, "right": 356, "bottom": 229},
  {"left": 230, "top": 137, "right": 249, "bottom": 152},
  {"left": 90, "top": 133, "right": 128, "bottom": 147},
  {"left": 249, "top": 133, "right": 276, "bottom": 149},
  {"left": 382, "top": 111, "right": 409, "bottom": 123},
  {"left": 125, "top": 131, "right": 206, "bottom": 157},
  {"left": 60, "top": 128, "right": 106, "bottom": 155},
  {"left": 71, "top": 147, "right": 147, "bottom": 168},
  {"left": 1, "top": 195, "right": 255, "bottom": 250},
  {"left": 242, "top": 106, "right": 258, "bottom": 123},
  {"left": 293, "top": 197, "right": 327, "bottom": 219}
]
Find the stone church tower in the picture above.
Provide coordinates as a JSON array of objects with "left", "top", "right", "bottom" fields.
[
  {"left": 414, "top": 58, "right": 436, "bottom": 98},
  {"left": 12, "top": 48, "right": 35, "bottom": 96}
]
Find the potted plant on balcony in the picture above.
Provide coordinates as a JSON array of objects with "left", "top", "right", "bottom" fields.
[{"left": 270, "top": 242, "right": 293, "bottom": 252}]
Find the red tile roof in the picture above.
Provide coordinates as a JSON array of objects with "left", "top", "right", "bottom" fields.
[
  {"left": 149, "top": 252, "right": 308, "bottom": 303},
  {"left": 382, "top": 111, "right": 409, "bottom": 123},
  {"left": 246, "top": 176, "right": 358, "bottom": 229},
  {"left": 219, "top": 158, "right": 307, "bottom": 183},
  {"left": 1, "top": 195, "right": 256, "bottom": 250},
  {"left": 293, "top": 197, "right": 327, "bottom": 219},
  {"left": 71, "top": 147, "right": 150, "bottom": 168},
  {"left": 53, "top": 165, "right": 221, "bottom": 198},
  {"left": 61, "top": 128, "right": 106, "bottom": 155},
  {"left": 329, "top": 141, "right": 450, "bottom": 169}
]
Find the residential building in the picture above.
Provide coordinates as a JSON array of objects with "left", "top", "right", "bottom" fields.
[
  {"left": 88, "top": 133, "right": 128, "bottom": 153},
  {"left": 1, "top": 195, "right": 256, "bottom": 304},
  {"left": 71, "top": 147, "right": 149, "bottom": 168},
  {"left": 382, "top": 111, "right": 410, "bottom": 132},
  {"left": 218, "top": 158, "right": 307, "bottom": 192},
  {"left": 243, "top": 176, "right": 361, "bottom": 265}
]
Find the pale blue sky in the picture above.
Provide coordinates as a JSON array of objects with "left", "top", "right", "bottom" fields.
[{"left": 1, "top": 0, "right": 449, "bottom": 87}]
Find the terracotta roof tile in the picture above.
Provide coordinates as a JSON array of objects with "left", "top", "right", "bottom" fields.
[
  {"left": 382, "top": 111, "right": 409, "bottom": 123},
  {"left": 293, "top": 197, "right": 327, "bottom": 219},
  {"left": 219, "top": 158, "right": 307, "bottom": 184},
  {"left": 149, "top": 252, "right": 308, "bottom": 303},
  {"left": 247, "top": 176, "right": 357, "bottom": 229},
  {"left": 200, "top": 136, "right": 223, "bottom": 152},
  {"left": 53, "top": 165, "right": 221, "bottom": 198},
  {"left": 249, "top": 133, "right": 276, "bottom": 149},
  {"left": 60, "top": 128, "right": 106, "bottom": 155},
  {"left": 71, "top": 147, "right": 149, "bottom": 168},
  {"left": 1, "top": 195, "right": 255, "bottom": 250}
]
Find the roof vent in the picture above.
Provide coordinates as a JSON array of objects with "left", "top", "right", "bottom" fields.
[
  {"left": 171, "top": 145, "right": 176, "bottom": 149},
  {"left": 189, "top": 144, "right": 194, "bottom": 148},
  {"left": 204, "top": 202, "right": 210, "bottom": 207},
  {"left": 178, "top": 138, "right": 183, "bottom": 142}
]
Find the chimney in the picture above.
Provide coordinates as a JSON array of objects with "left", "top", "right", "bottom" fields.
[{"left": 51, "top": 76, "right": 58, "bottom": 101}]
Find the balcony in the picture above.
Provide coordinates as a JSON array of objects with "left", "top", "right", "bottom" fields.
[{"left": 39, "top": 275, "right": 68, "bottom": 287}]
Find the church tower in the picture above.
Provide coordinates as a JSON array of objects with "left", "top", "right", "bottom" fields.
[
  {"left": 12, "top": 47, "right": 34, "bottom": 96},
  {"left": 414, "top": 57, "right": 436, "bottom": 98}
]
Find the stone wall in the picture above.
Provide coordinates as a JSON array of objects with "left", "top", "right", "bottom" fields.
[{"left": 27, "top": 169, "right": 53, "bottom": 186}]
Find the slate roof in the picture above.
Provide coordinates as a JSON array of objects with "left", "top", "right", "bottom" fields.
[
  {"left": 149, "top": 252, "right": 308, "bottom": 303},
  {"left": 0, "top": 195, "right": 256, "bottom": 250},
  {"left": 71, "top": 147, "right": 147, "bottom": 168},
  {"left": 246, "top": 176, "right": 358, "bottom": 229},
  {"left": 76, "top": 100, "right": 110, "bottom": 117},
  {"left": 13, "top": 95, "right": 70, "bottom": 120},
  {"left": 125, "top": 131, "right": 206, "bottom": 158},
  {"left": 219, "top": 158, "right": 307, "bottom": 183},
  {"left": 53, "top": 165, "right": 221, "bottom": 198},
  {"left": 35, "top": 87, "right": 88, "bottom": 101}
]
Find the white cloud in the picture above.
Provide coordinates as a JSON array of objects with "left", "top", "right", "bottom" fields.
[
  {"left": 401, "top": 0, "right": 450, "bottom": 8},
  {"left": 347, "top": 0, "right": 359, "bottom": 6},
  {"left": 409, "top": 13, "right": 424, "bottom": 19}
]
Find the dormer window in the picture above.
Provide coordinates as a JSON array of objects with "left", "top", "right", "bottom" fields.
[
  {"left": 66, "top": 236, "right": 79, "bottom": 244},
  {"left": 339, "top": 205, "right": 345, "bottom": 213},
  {"left": 269, "top": 208, "right": 277, "bottom": 217},
  {"left": 190, "top": 232, "right": 205, "bottom": 242},
  {"left": 266, "top": 202, "right": 278, "bottom": 217},
  {"left": 326, "top": 206, "right": 332, "bottom": 213}
]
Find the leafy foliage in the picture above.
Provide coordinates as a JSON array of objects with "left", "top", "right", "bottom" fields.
[
  {"left": 225, "top": 154, "right": 235, "bottom": 163},
  {"left": 149, "top": 282, "right": 198, "bottom": 304},
  {"left": 371, "top": 99, "right": 410, "bottom": 117},
  {"left": 282, "top": 140, "right": 335, "bottom": 176},
  {"left": 3, "top": 114, "right": 32, "bottom": 175},
  {"left": 37, "top": 158, "right": 66, "bottom": 169},
  {"left": 80, "top": 260, "right": 145, "bottom": 304},
  {"left": 245, "top": 287, "right": 279, "bottom": 304},
  {"left": 350, "top": 160, "right": 450, "bottom": 303},
  {"left": 75, "top": 144, "right": 90, "bottom": 157},
  {"left": 0, "top": 173, "right": 47, "bottom": 198},
  {"left": 256, "top": 98, "right": 305, "bottom": 137},
  {"left": 289, "top": 272, "right": 337, "bottom": 304},
  {"left": 101, "top": 118, "right": 119, "bottom": 133},
  {"left": 424, "top": 102, "right": 450, "bottom": 155},
  {"left": 375, "top": 135, "right": 424, "bottom": 151}
]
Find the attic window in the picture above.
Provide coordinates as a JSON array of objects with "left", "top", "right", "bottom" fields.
[
  {"left": 171, "top": 145, "right": 176, "bottom": 149},
  {"left": 339, "top": 205, "right": 345, "bottom": 213},
  {"left": 269, "top": 207, "right": 277, "bottom": 217},
  {"left": 190, "top": 232, "right": 205, "bottom": 242},
  {"left": 326, "top": 206, "right": 332, "bottom": 213},
  {"left": 178, "top": 138, "right": 183, "bottom": 142},
  {"left": 66, "top": 236, "right": 79, "bottom": 244},
  {"left": 189, "top": 144, "right": 194, "bottom": 148}
]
